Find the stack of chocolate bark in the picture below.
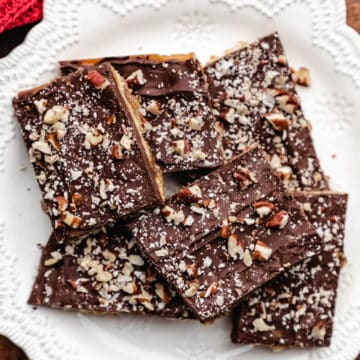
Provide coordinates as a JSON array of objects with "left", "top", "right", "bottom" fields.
[{"left": 13, "top": 32, "right": 348, "bottom": 350}]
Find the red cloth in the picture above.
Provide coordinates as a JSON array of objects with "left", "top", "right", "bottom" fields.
[{"left": 0, "top": 0, "right": 43, "bottom": 34}]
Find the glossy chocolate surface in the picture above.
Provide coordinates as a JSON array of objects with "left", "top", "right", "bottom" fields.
[
  {"left": 205, "top": 32, "right": 328, "bottom": 191},
  {"left": 130, "top": 147, "right": 321, "bottom": 321},
  {"left": 60, "top": 54, "right": 224, "bottom": 173},
  {"left": 29, "top": 224, "right": 191, "bottom": 319},
  {"left": 232, "top": 192, "right": 347, "bottom": 347},
  {"left": 13, "top": 63, "right": 163, "bottom": 236}
]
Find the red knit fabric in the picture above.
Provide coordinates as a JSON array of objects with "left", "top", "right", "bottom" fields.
[{"left": 0, "top": 0, "right": 43, "bottom": 34}]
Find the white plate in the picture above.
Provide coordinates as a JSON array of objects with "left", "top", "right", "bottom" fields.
[{"left": 1, "top": 0, "right": 360, "bottom": 359}]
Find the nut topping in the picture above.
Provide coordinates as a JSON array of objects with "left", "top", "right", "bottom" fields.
[
  {"left": 204, "top": 282, "right": 217, "bottom": 297},
  {"left": 265, "top": 210, "right": 289, "bottom": 229},
  {"left": 71, "top": 192, "right": 83, "bottom": 207},
  {"left": 183, "top": 215, "right": 194, "bottom": 227},
  {"left": 87, "top": 70, "right": 110, "bottom": 90},
  {"left": 111, "top": 143, "right": 124, "bottom": 160},
  {"left": 233, "top": 166, "right": 258, "bottom": 189},
  {"left": 293, "top": 67, "right": 311, "bottom": 87},
  {"left": 177, "top": 185, "right": 202, "bottom": 202},
  {"left": 43, "top": 105, "right": 69, "bottom": 125},
  {"left": 193, "top": 149, "right": 207, "bottom": 160},
  {"left": 154, "top": 248, "right": 169, "bottom": 257},
  {"left": 227, "top": 233, "right": 244, "bottom": 260},
  {"left": 186, "top": 263, "right": 198, "bottom": 278},
  {"left": 202, "top": 199, "right": 216, "bottom": 209},
  {"left": 52, "top": 121, "right": 66, "bottom": 140},
  {"left": 188, "top": 117, "right": 204, "bottom": 131},
  {"left": 55, "top": 196, "right": 68, "bottom": 212},
  {"left": 171, "top": 139, "right": 190, "bottom": 156},
  {"left": 276, "top": 166, "right": 293, "bottom": 181},
  {"left": 161, "top": 206, "right": 185, "bottom": 225},
  {"left": 67, "top": 279, "right": 78, "bottom": 289},
  {"left": 155, "top": 283, "right": 171, "bottom": 303},
  {"left": 220, "top": 224, "right": 231, "bottom": 238},
  {"left": 264, "top": 111, "right": 290, "bottom": 131},
  {"left": 84, "top": 129, "right": 103, "bottom": 149},
  {"left": 276, "top": 54, "right": 287, "bottom": 65},
  {"left": 128, "top": 255, "right": 145, "bottom": 266},
  {"left": 79, "top": 255, "right": 113, "bottom": 282},
  {"left": 126, "top": 69, "right": 146, "bottom": 88},
  {"left": 215, "top": 295, "right": 224, "bottom": 307},
  {"left": 120, "top": 281, "right": 137, "bottom": 294},
  {"left": 44, "top": 251, "right": 63, "bottom": 266},
  {"left": 243, "top": 249, "right": 253, "bottom": 267},
  {"left": 60, "top": 211, "right": 82, "bottom": 229},
  {"left": 252, "top": 317, "right": 274, "bottom": 332},
  {"left": 146, "top": 100, "right": 161, "bottom": 115},
  {"left": 184, "top": 280, "right": 199, "bottom": 297},
  {"left": 311, "top": 321, "right": 326, "bottom": 341},
  {"left": 252, "top": 240, "right": 272, "bottom": 261},
  {"left": 252, "top": 200, "right": 275, "bottom": 217},
  {"left": 120, "top": 134, "right": 133, "bottom": 151},
  {"left": 46, "top": 133, "right": 61, "bottom": 151},
  {"left": 34, "top": 99, "right": 47, "bottom": 114},
  {"left": 32, "top": 140, "right": 52, "bottom": 154},
  {"left": 275, "top": 94, "right": 299, "bottom": 114},
  {"left": 218, "top": 108, "right": 232, "bottom": 123}
]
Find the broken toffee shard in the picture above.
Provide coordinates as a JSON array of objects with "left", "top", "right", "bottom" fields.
[
  {"left": 232, "top": 191, "right": 347, "bottom": 348},
  {"left": 130, "top": 147, "right": 322, "bottom": 321},
  {"left": 29, "top": 225, "right": 191, "bottom": 319},
  {"left": 60, "top": 54, "right": 224, "bottom": 173},
  {"left": 13, "top": 63, "right": 164, "bottom": 237},
  {"left": 205, "top": 32, "right": 328, "bottom": 191}
]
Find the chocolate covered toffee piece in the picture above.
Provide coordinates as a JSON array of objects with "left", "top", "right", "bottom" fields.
[
  {"left": 205, "top": 32, "right": 328, "bottom": 191},
  {"left": 29, "top": 225, "right": 191, "bottom": 318},
  {"left": 232, "top": 192, "right": 347, "bottom": 348},
  {"left": 130, "top": 147, "right": 322, "bottom": 321},
  {"left": 60, "top": 54, "right": 223, "bottom": 173},
  {"left": 13, "top": 63, "right": 164, "bottom": 237}
]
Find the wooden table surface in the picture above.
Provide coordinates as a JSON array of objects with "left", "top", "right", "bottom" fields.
[{"left": 0, "top": 1, "right": 359, "bottom": 359}]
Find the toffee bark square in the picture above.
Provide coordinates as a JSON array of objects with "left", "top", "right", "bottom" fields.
[
  {"left": 13, "top": 63, "right": 164, "bottom": 237},
  {"left": 60, "top": 54, "right": 224, "bottom": 173},
  {"left": 130, "top": 147, "right": 322, "bottom": 321},
  {"left": 29, "top": 225, "right": 191, "bottom": 319},
  {"left": 205, "top": 32, "right": 328, "bottom": 191},
  {"left": 232, "top": 192, "right": 347, "bottom": 348}
]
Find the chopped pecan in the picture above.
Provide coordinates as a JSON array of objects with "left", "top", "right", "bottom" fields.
[
  {"left": 177, "top": 185, "right": 202, "bottom": 202},
  {"left": 265, "top": 210, "right": 289, "bottom": 229},
  {"left": 233, "top": 166, "right": 258, "bottom": 189},
  {"left": 55, "top": 196, "right": 68, "bottom": 212},
  {"left": 252, "top": 240, "right": 272, "bottom": 261},
  {"left": 87, "top": 70, "right": 109, "bottom": 89}
]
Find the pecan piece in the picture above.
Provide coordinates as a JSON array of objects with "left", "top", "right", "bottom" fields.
[
  {"left": 126, "top": 69, "right": 146, "bottom": 88},
  {"left": 233, "top": 166, "right": 258, "bottom": 189},
  {"left": 227, "top": 233, "right": 244, "bottom": 260},
  {"left": 55, "top": 196, "right": 68, "bottom": 212},
  {"left": 265, "top": 210, "right": 289, "bottom": 229},
  {"left": 293, "top": 67, "right": 311, "bottom": 87},
  {"left": 264, "top": 111, "right": 290, "bottom": 131},
  {"left": 252, "top": 200, "right": 275, "bottom": 218},
  {"left": 177, "top": 185, "right": 202, "bottom": 202},
  {"left": 87, "top": 70, "right": 109, "bottom": 89},
  {"left": 60, "top": 211, "right": 82, "bottom": 229},
  {"left": 252, "top": 240, "right": 272, "bottom": 261}
]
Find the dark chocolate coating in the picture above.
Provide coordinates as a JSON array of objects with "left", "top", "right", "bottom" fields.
[
  {"left": 13, "top": 63, "right": 163, "bottom": 236},
  {"left": 232, "top": 192, "right": 347, "bottom": 348},
  {"left": 60, "top": 54, "right": 224, "bottom": 173},
  {"left": 28, "top": 224, "right": 191, "bottom": 319},
  {"left": 130, "top": 147, "right": 322, "bottom": 321},
  {"left": 205, "top": 32, "right": 328, "bottom": 191}
]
